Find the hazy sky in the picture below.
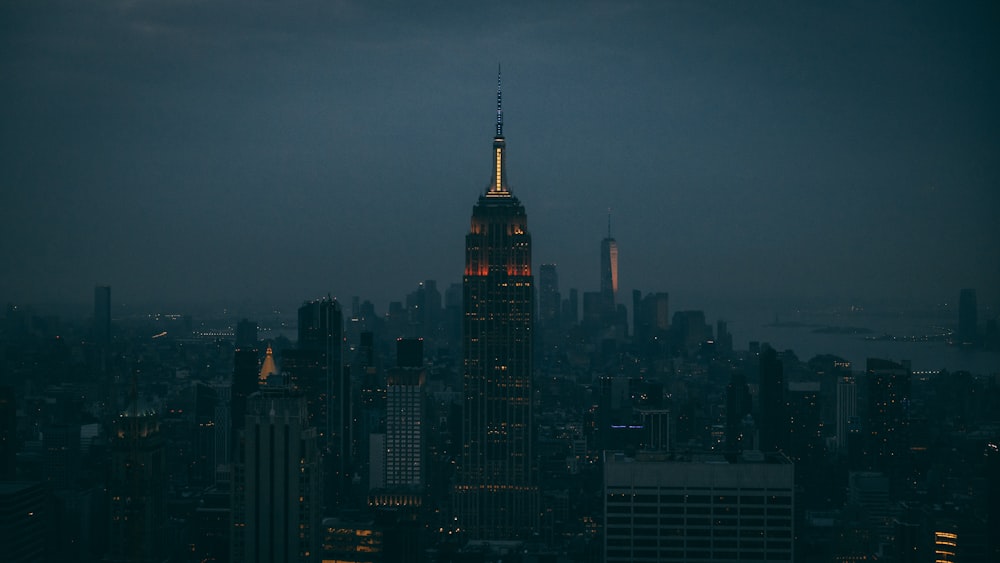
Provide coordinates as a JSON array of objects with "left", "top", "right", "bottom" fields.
[{"left": 2, "top": 1, "right": 997, "bottom": 314}]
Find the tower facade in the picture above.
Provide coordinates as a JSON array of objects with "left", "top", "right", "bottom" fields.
[
  {"left": 836, "top": 375, "right": 858, "bottom": 454},
  {"left": 283, "top": 297, "right": 348, "bottom": 509},
  {"left": 538, "top": 263, "right": 560, "bottom": 333},
  {"left": 604, "top": 452, "right": 794, "bottom": 563},
  {"left": 384, "top": 355, "right": 426, "bottom": 496},
  {"left": 758, "top": 345, "right": 788, "bottom": 453},
  {"left": 231, "top": 389, "right": 322, "bottom": 563},
  {"left": 107, "top": 393, "right": 166, "bottom": 563},
  {"left": 865, "top": 358, "right": 911, "bottom": 474},
  {"left": 455, "top": 70, "right": 538, "bottom": 540}
]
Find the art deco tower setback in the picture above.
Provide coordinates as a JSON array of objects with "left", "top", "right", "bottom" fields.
[{"left": 455, "top": 69, "right": 539, "bottom": 540}]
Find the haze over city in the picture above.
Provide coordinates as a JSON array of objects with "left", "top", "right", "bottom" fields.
[
  {"left": 3, "top": 3, "right": 1000, "bottom": 562},
  {"left": 2, "top": 0, "right": 997, "bottom": 313}
]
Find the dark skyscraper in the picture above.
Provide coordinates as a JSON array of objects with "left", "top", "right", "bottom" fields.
[
  {"left": 234, "top": 318, "right": 258, "bottom": 349},
  {"left": 562, "top": 287, "right": 579, "bottom": 327},
  {"left": 454, "top": 70, "right": 538, "bottom": 540},
  {"left": 538, "top": 263, "right": 560, "bottom": 332},
  {"left": 725, "top": 372, "right": 752, "bottom": 460},
  {"left": 231, "top": 389, "right": 322, "bottom": 563},
  {"left": 865, "top": 358, "right": 911, "bottom": 474},
  {"left": 284, "top": 297, "right": 348, "bottom": 509},
  {"left": 230, "top": 327, "right": 259, "bottom": 468},
  {"left": 758, "top": 345, "right": 788, "bottom": 453},
  {"left": 633, "top": 291, "right": 669, "bottom": 345},
  {"left": 107, "top": 383, "right": 166, "bottom": 563}
]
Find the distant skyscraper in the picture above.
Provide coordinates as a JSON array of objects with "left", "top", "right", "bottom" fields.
[
  {"left": 633, "top": 291, "right": 669, "bottom": 344},
  {"left": 672, "top": 310, "right": 708, "bottom": 356},
  {"left": 231, "top": 388, "right": 321, "bottom": 563},
  {"left": 836, "top": 375, "right": 858, "bottom": 454},
  {"left": 865, "top": 358, "right": 911, "bottom": 473},
  {"left": 725, "top": 372, "right": 752, "bottom": 460},
  {"left": 284, "top": 297, "right": 348, "bottom": 509},
  {"left": 94, "top": 284, "right": 111, "bottom": 348},
  {"left": 562, "top": 288, "right": 579, "bottom": 327},
  {"left": 786, "top": 381, "right": 822, "bottom": 465},
  {"left": 455, "top": 69, "right": 538, "bottom": 540},
  {"left": 212, "top": 383, "right": 232, "bottom": 483},
  {"left": 538, "top": 263, "right": 560, "bottom": 332},
  {"left": 716, "top": 319, "right": 733, "bottom": 353},
  {"left": 600, "top": 213, "right": 619, "bottom": 314},
  {"left": 231, "top": 331, "right": 259, "bottom": 465},
  {"left": 405, "top": 280, "right": 442, "bottom": 342},
  {"left": 234, "top": 318, "right": 258, "bottom": 349},
  {"left": 370, "top": 339, "right": 426, "bottom": 507},
  {"left": 758, "top": 345, "right": 788, "bottom": 453},
  {"left": 958, "top": 288, "right": 978, "bottom": 345}
]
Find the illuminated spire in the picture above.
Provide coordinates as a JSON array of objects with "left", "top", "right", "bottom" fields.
[
  {"left": 496, "top": 64, "right": 503, "bottom": 138},
  {"left": 607, "top": 209, "right": 612, "bottom": 239},
  {"left": 487, "top": 64, "right": 510, "bottom": 197},
  {"left": 259, "top": 344, "right": 278, "bottom": 383}
]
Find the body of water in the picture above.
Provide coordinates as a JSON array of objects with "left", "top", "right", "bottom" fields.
[{"left": 724, "top": 307, "right": 999, "bottom": 375}]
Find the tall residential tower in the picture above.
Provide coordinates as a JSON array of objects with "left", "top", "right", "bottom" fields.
[{"left": 454, "top": 69, "right": 538, "bottom": 540}]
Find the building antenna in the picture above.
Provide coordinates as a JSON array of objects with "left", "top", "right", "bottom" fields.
[{"left": 496, "top": 63, "right": 503, "bottom": 138}]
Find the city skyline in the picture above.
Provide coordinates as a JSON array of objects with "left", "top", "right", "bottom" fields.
[
  {"left": 2, "top": 10, "right": 999, "bottom": 556},
  {"left": 2, "top": 1, "right": 998, "bottom": 312}
]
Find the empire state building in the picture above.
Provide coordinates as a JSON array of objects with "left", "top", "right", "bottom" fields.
[{"left": 454, "top": 70, "right": 539, "bottom": 540}]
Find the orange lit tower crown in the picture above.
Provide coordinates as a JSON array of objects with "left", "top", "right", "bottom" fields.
[{"left": 455, "top": 66, "right": 538, "bottom": 541}]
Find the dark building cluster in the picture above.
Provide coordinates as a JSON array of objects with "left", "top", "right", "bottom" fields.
[{"left": 1, "top": 78, "right": 999, "bottom": 563}]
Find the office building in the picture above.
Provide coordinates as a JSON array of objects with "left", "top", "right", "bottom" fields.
[
  {"left": 758, "top": 345, "right": 788, "bottom": 453},
  {"left": 725, "top": 372, "right": 752, "bottom": 460},
  {"left": 369, "top": 339, "right": 426, "bottom": 508},
  {"left": 538, "top": 263, "right": 560, "bottom": 333},
  {"left": 672, "top": 310, "right": 709, "bottom": 356},
  {"left": 633, "top": 291, "right": 669, "bottom": 345},
  {"left": 604, "top": 451, "right": 794, "bottom": 562},
  {"left": 865, "top": 358, "right": 911, "bottom": 474},
  {"left": 231, "top": 389, "right": 322, "bottom": 563},
  {"left": 231, "top": 334, "right": 259, "bottom": 465},
  {"left": 454, "top": 69, "right": 538, "bottom": 540},
  {"left": 107, "top": 391, "right": 166, "bottom": 563},
  {"left": 235, "top": 318, "right": 258, "bottom": 349},
  {"left": 561, "top": 288, "right": 579, "bottom": 327},
  {"left": 283, "top": 297, "right": 349, "bottom": 508},
  {"left": 836, "top": 375, "right": 858, "bottom": 454},
  {"left": 786, "top": 381, "right": 822, "bottom": 465}
]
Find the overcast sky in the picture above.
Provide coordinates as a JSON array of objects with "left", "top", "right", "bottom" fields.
[{"left": 1, "top": 0, "right": 997, "bottom": 315}]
